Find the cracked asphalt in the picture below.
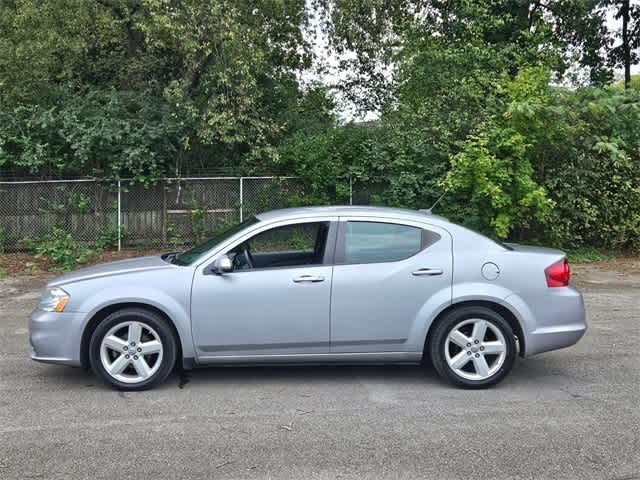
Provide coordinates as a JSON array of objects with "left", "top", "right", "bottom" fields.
[{"left": 0, "top": 266, "right": 638, "bottom": 480}]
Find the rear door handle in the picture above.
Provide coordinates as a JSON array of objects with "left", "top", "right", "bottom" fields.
[
  {"left": 293, "top": 275, "right": 325, "bottom": 283},
  {"left": 412, "top": 268, "right": 443, "bottom": 276}
]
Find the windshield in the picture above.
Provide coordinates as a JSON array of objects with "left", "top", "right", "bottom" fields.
[{"left": 171, "top": 217, "right": 259, "bottom": 266}]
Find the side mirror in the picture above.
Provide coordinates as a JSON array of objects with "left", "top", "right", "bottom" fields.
[{"left": 211, "top": 254, "right": 233, "bottom": 275}]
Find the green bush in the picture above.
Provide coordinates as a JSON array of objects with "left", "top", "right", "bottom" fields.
[
  {"left": 0, "top": 88, "right": 186, "bottom": 184},
  {"left": 34, "top": 227, "right": 97, "bottom": 271},
  {"left": 278, "top": 68, "right": 640, "bottom": 253},
  {"left": 444, "top": 126, "right": 551, "bottom": 240},
  {"left": 276, "top": 122, "right": 448, "bottom": 208}
]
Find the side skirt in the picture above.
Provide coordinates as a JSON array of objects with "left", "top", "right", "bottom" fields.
[{"left": 196, "top": 351, "right": 422, "bottom": 366}]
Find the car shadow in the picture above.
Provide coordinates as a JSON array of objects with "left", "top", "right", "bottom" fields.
[
  {"left": 172, "top": 363, "right": 441, "bottom": 389},
  {"left": 169, "top": 356, "right": 582, "bottom": 391},
  {"left": 34, "top": 364, "right": 96, "bottom": 387},
  {"left": 34, "top": 355, "right": 578, "bottom": 391}
]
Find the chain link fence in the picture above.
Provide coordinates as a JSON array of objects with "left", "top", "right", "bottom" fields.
[{"left": 0, "top": 177, "right": 314, "bottom": 252}]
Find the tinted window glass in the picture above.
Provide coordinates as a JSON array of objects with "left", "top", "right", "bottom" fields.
[
  {"left": 231, "top": 222, "right": 329, "bottom": 270},
  {"left": 343, "top": 222, "right": 422, "bottom": 264},
  {"left": 171, "top": 217, "right": 259, "bottom": 266}
]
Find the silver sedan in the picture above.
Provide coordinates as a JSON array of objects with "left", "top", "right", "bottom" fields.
[{"left": 30, "top": 206, "right": 586, "bottom": 390}]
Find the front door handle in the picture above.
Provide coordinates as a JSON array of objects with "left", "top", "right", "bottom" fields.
[
  {"left": 412, "top": 268, "right": 443, "bottom": 276},
  {"left": 293, "top": 275, "right": 325, "bottom": 283}
]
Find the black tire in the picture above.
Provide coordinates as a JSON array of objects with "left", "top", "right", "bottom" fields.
[
  {"left": 428, "top": 306, "right": 516, "bottom": 389},
  {"left": 89, "top": 308, "right": 177, "bottom": 391}
]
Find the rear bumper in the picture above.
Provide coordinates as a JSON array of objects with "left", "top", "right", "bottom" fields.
[
  {"left": 526, "top": 322, "right": 587, "bottom": 357},
  {"left": 504, "top": 286, "right": 587, "bottom": 357},
  {"left": 29, "top": 308, "right": 83, "bottom": 367}
]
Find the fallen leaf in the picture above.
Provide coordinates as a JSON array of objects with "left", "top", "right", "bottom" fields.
[{"left": 280, "top": 422, "right": 293, "bottom": 431}]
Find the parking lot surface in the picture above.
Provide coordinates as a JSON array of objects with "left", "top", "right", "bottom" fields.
[{"left": 1, "top": 264, "right": 639, "bottom": 479}]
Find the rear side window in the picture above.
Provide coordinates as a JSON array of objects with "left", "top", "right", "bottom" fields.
[{"left": 340, "top": 221, "right": 430, "bottom": 264}]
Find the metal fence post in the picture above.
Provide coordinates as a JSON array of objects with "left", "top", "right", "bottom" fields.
[
  {"left": 349, "top": 176, "right": 353, "bottom": 205},
  {"left": 117, "top": 179, "right": 122, "bottom": 251},
  {"left": 239, "top": 177, "right": 244, "bottom": 222}
]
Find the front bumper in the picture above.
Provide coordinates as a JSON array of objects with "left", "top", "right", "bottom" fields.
[{"left": 30, "top": 308, "right": 83, "bottom": 367}]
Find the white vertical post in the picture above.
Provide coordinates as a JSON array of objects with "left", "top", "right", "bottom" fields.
[
  {"left": 117, "top": 179, "right": 122, "bottom": 251},
  {"left": 349, "top": 176, "right": 353, "bottom": 205},
  {"left": 239, "top": 177, "right": 244, "bottom": 222}
]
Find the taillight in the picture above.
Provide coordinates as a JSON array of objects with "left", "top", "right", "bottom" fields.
[{"left": 545, "top": 258, "right": 570, "bottom": 287}]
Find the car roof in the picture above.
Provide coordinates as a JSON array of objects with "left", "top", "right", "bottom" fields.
[{"left": 256, "top": 205, "right": 449, "bottom": 225}]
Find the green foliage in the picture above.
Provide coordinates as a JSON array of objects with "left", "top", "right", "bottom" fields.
[
  {"left": 166, "top": 223, "right": 184, "bottom": 251},
  {"left": 566, "top": 247, "right": 614, "bottom": 263},
  {"left": 39, "top": 188, "right": 92, "bottom": 215},
  {"left": 213, "top": 217, "right": 240, "bottom": 236},
  {"left": 277, "top": 122, "right": 447, "bottom": 208},
  {"left": 0, "top": 226, "right": 7, "bottom": 254},
  {"left": 0, "top": 89, "right": 186, "bottom": 183},
  {"left": 1, "top": 0, "right": 639, "bottom": 254},
  {"left": 613, "top": 74, "right": 640, "bottom": 90},
  {"left": 34, "top": 227, "right": 97, "bottom": 271},
  {"left": 95, "top": 227, "right": 122, "bottom": 251},
  {"left": 499, "top": 69, "right": 640, "bottom": 250},
  {"left": 141, "top": 0, "right": 310, "bottom": 165},
  {"left": 279, "top": 65, "right": 640, "bottom": 251},
  {"left": 22, "top": 186, "right": 117, "bottom": 269},
  {"left": 0, "top": 0, "right": 334, "bottom": 181},
  {"left": 444, "top": 127, "right": 551, "bottom": 239},
  {"left": 190, "top": 208, "right": 209, "bottom": 244}
]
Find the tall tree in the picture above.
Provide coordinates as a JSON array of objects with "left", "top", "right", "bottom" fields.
[
  {"left": 605, "top": 0, "right": 640, "bottom": 88},
  {"left": 0, "top": 0, "right": 334, "bottom": 178},
  {"left": 316, "top": 0, "right": 632, "bottom": 108}
]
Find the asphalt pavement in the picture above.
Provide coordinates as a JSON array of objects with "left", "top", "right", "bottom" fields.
[{"left": 0, "top": 270, "right": 638, "bottom": 479}]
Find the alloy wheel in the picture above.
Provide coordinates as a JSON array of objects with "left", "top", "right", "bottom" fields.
[
  {"left": 99, "top": 321, "right": 164, "bottom": 384},
  {"left": 444, "top": 318, "right": 507, "bottom": 381}
]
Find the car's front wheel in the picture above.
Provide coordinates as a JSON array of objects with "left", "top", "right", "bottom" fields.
[
  {"left": 429, "top": 306, "right": 516, "bottom": 388},
  {"left": 89, "top": 308, "right": 177, "bottom": 391}
]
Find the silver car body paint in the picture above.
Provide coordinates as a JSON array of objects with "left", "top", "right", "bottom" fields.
[{"left": 30, "top": 206, "right": 586, "bottom": 368}]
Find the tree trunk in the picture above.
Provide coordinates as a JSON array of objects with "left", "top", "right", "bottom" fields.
[{"left": 622, "top": 0, "right": 631, "bottom": 89}]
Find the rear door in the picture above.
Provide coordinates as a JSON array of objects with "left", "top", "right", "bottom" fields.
[{"left": 330, "top": 217, "right": 452, "bottom": 353}]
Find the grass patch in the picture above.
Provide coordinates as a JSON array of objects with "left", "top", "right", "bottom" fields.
[{"left": 566, "top": 247, "right": 614, "bottom": 263}]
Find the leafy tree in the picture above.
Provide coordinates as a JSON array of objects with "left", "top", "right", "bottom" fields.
[
  {"left": 1, "top": 0, "right": 640, "bottom": 254},
  {"left": 140, "top": 0, "right": 312, "bottom": 166},
  {"left": 0, "top": 0, "right": 333, "bottom": 179},
  {"left": 316, "top": 0, "right": 628, "bottom": 109},
  {"left": 0, "top": 88, "right": 186, "bottom": 182}
]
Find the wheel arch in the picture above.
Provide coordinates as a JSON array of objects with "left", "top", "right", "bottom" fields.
[
  {"left": 80, "top": 302, "right": 187, "bottom": 370},
  {"left": 423, "top": 300, "right": 525, "bottom": 358}
]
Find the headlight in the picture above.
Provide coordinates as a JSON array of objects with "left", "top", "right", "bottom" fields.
[{"left": 39, "top": 287, "right": 69, "bottom": 312}]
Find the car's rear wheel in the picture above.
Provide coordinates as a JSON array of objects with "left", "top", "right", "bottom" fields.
[
  {"left": 429, "top": 306, "right": 516, "bottom": 388},
  {"left": 89, "top": 308, "right": 177, "bottom": 391}
]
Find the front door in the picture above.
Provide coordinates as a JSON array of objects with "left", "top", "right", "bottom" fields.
[
  {"left": 191, "top": 219, "right": 337, "bottom": 360},
  {"left": 330, "top": 218, "right": 452, "bottom": 353}
]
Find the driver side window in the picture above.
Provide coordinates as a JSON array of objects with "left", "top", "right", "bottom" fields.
[{"left": 230, "top": 222, "right": 330, "bottom": 270}]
